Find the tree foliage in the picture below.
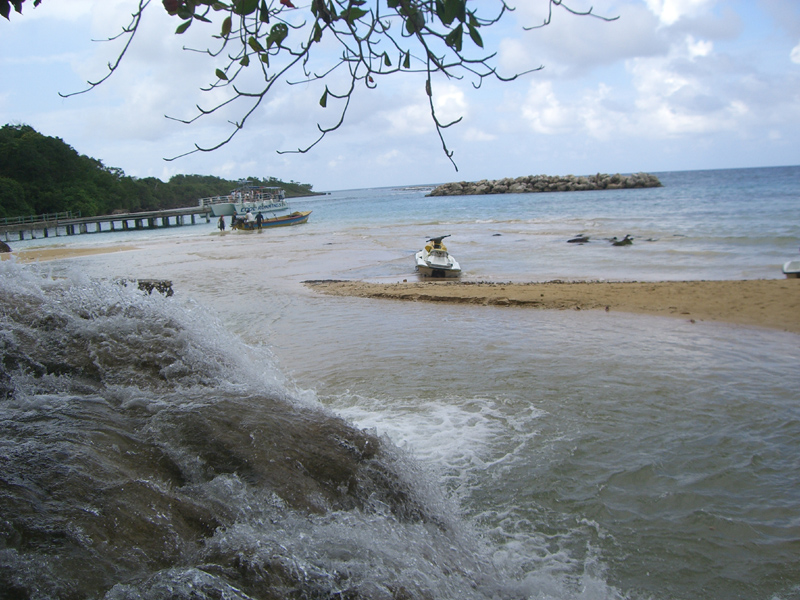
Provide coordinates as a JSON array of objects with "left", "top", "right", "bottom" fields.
[
  {"left": 0, "top": 124, "right": 317, "bottom": 219},
  {"left": 0, "top": 0, "right": 40, "bottom": 20},
  {"left": 5, "top": 0, "right": 615, "bottom": 170}
]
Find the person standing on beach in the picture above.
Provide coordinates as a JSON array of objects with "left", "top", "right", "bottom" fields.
[
  {"left": 255, "top": 212, "right": 264, "bottom": 230},
  {"left": 218, "top": 216, "right": 225, "bottom": 231}
]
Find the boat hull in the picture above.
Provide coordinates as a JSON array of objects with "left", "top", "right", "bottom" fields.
[
  {"left": 415, "top": 250, "right": 461, "bottom": 278},
  {"left": 783, "top": 260, "right": 800, "bottom": 278},
  {"left": 232, "top": 211, "right": 311, "bottom": 230}
]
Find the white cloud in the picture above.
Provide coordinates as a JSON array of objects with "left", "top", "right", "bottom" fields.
[
  {"left": 521, "top": 81, "right": 574, "bottom": 135},
  {"left": 505, "top": 2, "right": 667, "bottom": 78},
  {"left": 462, "top": 128, "right": 496, "bottom": 142},
  {"left": 792, "top": 42, "right": 800, "bottom": 64},
  {"left": 377, "top": 82, "right": 468, "bottom": 139},
  {"left": 433, "top": 84, "right": 469, "bottom": 124},
  {"left": 381, "top": 101, "right": 431, "bottom": 136},
  {"left": 686, "top": 35, "right": 713, "bottom": 59},
  {"left": 645, "top": 0, "right": 716, "bottom": 26}
]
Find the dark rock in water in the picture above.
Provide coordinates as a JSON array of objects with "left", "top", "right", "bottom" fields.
[
  {"left": 568, "top": 235, "right": 590, "bottom": 244},
  {"left": 0, "top": 240, "right": 10, "bottom": 253},
  {"left": 137, "top": 279, "right": 174, "bottom": 296},
  {"left": 611, "top": 235, "right": 634, "bottom": 246},
  {"left": 0, "top": 265, "right": 480, "bottom": 600},
  {"left": 428, "top": 172, "right": 663, "bottom": 196},
  {"left": 115, "top": 278, "right": 174, "bottom": 296}
]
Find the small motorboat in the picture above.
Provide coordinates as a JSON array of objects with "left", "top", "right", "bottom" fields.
[
  {"left": 231, "top": 210, "right": 311, "bottom": 231},
  {"left": 415, "top": 235, "right": 461, "bottom": 278},
  {"left": 782, "top": 260, "right": 800, "bottom": 278}
]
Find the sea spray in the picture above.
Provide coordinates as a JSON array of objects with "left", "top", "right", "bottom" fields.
[{"left": 0, "top": 261, "right": 504, "bottom": 599}]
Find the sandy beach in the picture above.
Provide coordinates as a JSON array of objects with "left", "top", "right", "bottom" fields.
[
  {"left": 306, "top": 279, "right": 800, "bottom": 333},
  {"left": 0, "top": 245, "right": 139, "bottom": 263}
]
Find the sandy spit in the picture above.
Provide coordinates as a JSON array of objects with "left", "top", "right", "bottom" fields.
[
  {"left": 305, "top": 279, "right": 800, "bottom": 334},
  {"left": 1, "top": 245, "right": 139, "bottom": 263}
]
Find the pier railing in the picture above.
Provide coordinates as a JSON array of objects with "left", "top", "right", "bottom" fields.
[
  {"left": 0, "top": 206, "right": 212, "bottom": 243},
  {"left": 0, "top": 211, "right": 80, "bottom": 226}
]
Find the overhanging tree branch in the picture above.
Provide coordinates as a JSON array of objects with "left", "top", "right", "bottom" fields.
[{"left": 8, "top": 0, "right": 617, "bottom": 169}]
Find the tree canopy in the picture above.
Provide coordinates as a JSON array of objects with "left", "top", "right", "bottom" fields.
[
  {"left": 0, "top": 124, "right": 317, "bottom": 220},
  {"left": 4, "top": 1, "right": 614, "bottom": 171}
]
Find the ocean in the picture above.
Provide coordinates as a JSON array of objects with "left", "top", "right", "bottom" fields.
[{"left": 1, "top": 166, "right": 799, "bottom": 599}]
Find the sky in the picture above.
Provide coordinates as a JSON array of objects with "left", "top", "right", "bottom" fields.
[{"left": 1, "top": 0, "right": 799, "bottom": 191}]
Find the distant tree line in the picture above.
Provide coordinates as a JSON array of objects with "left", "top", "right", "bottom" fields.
[{"left": 0, "top": 124, "right": 317, "bottom": 220}]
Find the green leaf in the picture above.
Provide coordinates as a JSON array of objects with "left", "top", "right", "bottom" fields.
[
  {"left": 312, "top": 23, "right": 323, "bottom": 43},
  {"left": 319, "top": 88, "right": 328, "bottom": 108},
  {"left": 467, "top": 23, "right": 483, "bottom": 48},
  {"left": 345, "top": 6, "right": 368, "bottom": 24},
  {"left": 402, "top": 51, "right": 411, "bottom": 69},
  {"left": 444, "top": 0, "right": 463, "bottom": 24},
  {"left": 260, "top": 0, "right": 269, "bottom": 22},
  {"left": 435, "top": 0, "right": 446, "bottom": 23},
  {"left": 405, "top": 10, "right": 425, "bottom": 35},
  {"left": 239, "top": 54, "right": 250, "bottom": 67},
  {"left": 232, "top": 0, "right": 258, "bottom": 15},
  {"left": 444, "top": 24, "right": 463, "bottom": 52},
  {"left": 383, "top": 52, "right": 391, "bottom": 67},
  {"left": 267, "top": 22, "right": 288, "bottom": 47},
  {"left": 425, "top": 79, "right": 432, "bottom": 97},
  {"left": 175, "top": 19, "right": 192, "bottom": 34},
  {"left": 215, "top": 68, "right": 228, "bottom": 81},
  {"left": 248, "top": 36, "right": 265, "bottom": 53},
  {"left": 221, "top": 15, "right": 232, "bottom": 37}
]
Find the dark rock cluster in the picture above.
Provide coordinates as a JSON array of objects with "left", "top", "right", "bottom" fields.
[{"left": 428, "top": 172, "right": 662, "bottom": 196}]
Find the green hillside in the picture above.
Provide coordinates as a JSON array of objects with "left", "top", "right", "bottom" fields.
[{"left": 0, "top": 124, "right": 319, "bottom": 220}]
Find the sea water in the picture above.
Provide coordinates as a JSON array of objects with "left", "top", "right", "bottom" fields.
[{"left": 1, "top": 166, "right": 799, "bottom": 599}]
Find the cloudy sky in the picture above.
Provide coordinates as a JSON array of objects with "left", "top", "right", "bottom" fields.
[{"left": 1, "top": 0, "right": 798, "bottom": 191}]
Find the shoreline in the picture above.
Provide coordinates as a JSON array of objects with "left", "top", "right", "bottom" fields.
[
  {"left": 4, "top": 243, "right": 797, "bottom": 333},
  {"left": 305, "top": 279, "right": 800, "bottom": 334},
  {"left": 0, "top": 245, "right": 139, "bottom": 263}
]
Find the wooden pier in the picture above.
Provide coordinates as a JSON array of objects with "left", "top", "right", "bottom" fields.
[{"left": 0, "top": 206, "right": 212, "bottom": 243}]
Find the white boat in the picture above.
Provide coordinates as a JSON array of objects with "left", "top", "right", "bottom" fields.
[
  {"left": 415, "top": 235, "right": 461, "bottom": 278},
  {"left": 199, "top": 181, "right": 288, "bottom": 217},
  {"left": 782, "top": 260, "right": 800, "bottom": 278}
]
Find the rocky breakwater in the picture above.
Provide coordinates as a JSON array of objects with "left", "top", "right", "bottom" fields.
[{"left": 428, "top": 172, "right": 662, "bottom": 196}]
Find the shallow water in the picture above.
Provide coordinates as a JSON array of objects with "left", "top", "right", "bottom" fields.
[{"left": 2, "top": 166, "right": 800, "bottom": 599}]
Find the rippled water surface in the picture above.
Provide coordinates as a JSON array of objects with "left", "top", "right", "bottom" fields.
[{"left": 2, "top": 167, "right": 799, "bottom": 599}]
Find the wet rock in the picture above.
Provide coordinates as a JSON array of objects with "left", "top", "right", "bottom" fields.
[{"left": 428, "top": 172, "right": 662, "bottom": 196}]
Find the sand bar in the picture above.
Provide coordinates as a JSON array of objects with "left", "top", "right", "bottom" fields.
[
  {"left": 306, "top": 279, "right": 800, "bottom": 333},
  {"left": 0, "top": 245, "right": 138, "bottom": 263}
]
